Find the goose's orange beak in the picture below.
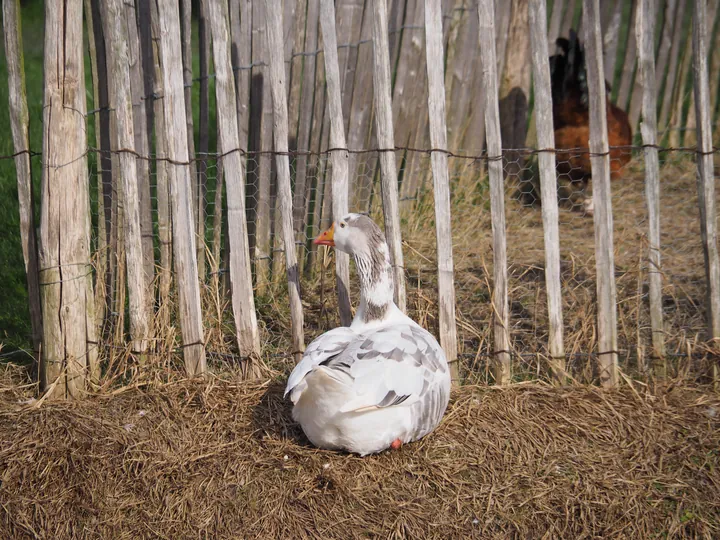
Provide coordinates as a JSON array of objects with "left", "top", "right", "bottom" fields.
[{"left": 314, "top": 224, "right": 335, "bottom": 246}]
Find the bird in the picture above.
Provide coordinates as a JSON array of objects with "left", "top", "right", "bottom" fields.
[
  {"left": 284, "top": 213, "right": 451, "bottom": 456},
  {"left": 549, "top": 29, "right": 632, "bottom": 215}
]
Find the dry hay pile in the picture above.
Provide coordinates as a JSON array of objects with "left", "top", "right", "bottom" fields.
[{"left": 0, "top": 377, "right": 719, "bottom": 538}]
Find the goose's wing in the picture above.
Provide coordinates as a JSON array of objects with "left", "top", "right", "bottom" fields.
[
  {"left": 284, "top": 326, "right": 358, "bottom": 399},
  {"left": 332, "top": 323, "right": 449, "bottom": 413}
]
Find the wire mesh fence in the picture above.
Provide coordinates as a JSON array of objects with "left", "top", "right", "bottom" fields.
[{"left": 68, "top": 143, "right": 718, "bottom": 384}]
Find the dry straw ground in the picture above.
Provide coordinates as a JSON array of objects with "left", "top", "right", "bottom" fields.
[{"left": 1, "top": 362, "right": 719, "bottom": 538}]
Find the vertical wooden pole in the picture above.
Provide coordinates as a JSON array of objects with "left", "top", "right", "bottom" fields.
[
  {"left": 692, "top": 0, "right": 720, "bottom": 349},
  {"left": 197, "top": 0, "right": 210, "bottom": 281},
  {"left": 636, "top": 0, "right": 666, "bottom": 375},
  {"left": 103, "top": 0, "right": 152, "bottom": 358},
  {"left": 180, "top": 0, "right": 199, "bottom": 228},
  {"left": 40, "top": 0, "right": 97, "bottom": 397},
  {"left": 208, "top": 0, "right": 262, "bottom": 371},
  {"left": 265, "top": 0, "right": 306, "bottom": 362},
  {"left": 583, "top": 0, "right": 618, "bottom": 387},
  {"left": 122, "top": 0, "right": 155, "bottom": 294},
  {"left": 616, "top": 0, "right": 638, "bottom": 109},
  {"left": 371, "top": 0, "right": 406, "bottom": 312},
  {"left": 529, "top": 0, "right": 566, "bottom": 381},
  {"left": 319, "top": 0, "right": 353, "bottom": 326},
  {"left": 2, "top": 0, "right": 43, "bottom": 356},
  {"left": 478, "top": 0, "right": 511, "bottom": 385},
  {"left": 150, "top": 0, "right": 172, "bottom": 324},
  {"left": 658, "top": 0, "right": 687, "bottom": 132},
  {"left": 424, "top": 0, "right": 459, "bottom": 381},
  {"left": 158, "top": 0, "right": 207, "bottom": 377},
  {"left": 547, "top": 0, "right": 567, "bottom": 46},
  {"left": 603, "top": 0, "right": 623, "bottom": 87}
]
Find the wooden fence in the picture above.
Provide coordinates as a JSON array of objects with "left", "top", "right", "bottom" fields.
[{"left": 3, "top": 0, "right": 720, "bottom": 397}]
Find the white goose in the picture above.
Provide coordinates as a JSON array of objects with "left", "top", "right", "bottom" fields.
[{"left": 285, "top": 213, "right": 451, "bottom": 456}]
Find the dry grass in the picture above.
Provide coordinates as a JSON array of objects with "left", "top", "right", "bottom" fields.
[{"left": 0, "top": 368, "right": 718, "bottom": 538}]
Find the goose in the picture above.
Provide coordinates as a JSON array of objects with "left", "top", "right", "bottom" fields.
[{"left": 284, "top": 213, "right": 451, "bottom": 456}]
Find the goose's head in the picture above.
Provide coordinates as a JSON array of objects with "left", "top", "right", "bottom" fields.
[{"left": 314, "top": 213, "right": 386, "bottom": 257}]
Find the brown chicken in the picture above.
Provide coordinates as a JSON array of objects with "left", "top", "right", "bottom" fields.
[{"left": 549, "top": 30, "right": 632, "bottom": 212}]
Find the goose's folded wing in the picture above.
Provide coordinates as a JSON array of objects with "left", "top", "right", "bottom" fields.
[
  {"left": 284, "top": 326, "right": 358, "bottom": 398},
  {"left": 336, "top": 323, "right": 449, "bottom": 413}
]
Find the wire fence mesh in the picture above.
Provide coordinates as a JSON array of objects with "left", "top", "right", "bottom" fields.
[{"left": 51, "top": 142, "right": 715, "bottom": 384}]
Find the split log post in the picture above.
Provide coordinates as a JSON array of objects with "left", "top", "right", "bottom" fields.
[
  {"left": 39, "top": 0, "right": 98, "bottom": 397},
  {"left": 692, "top": 0, "right": 720, "bottom": 365},
  {"left": 2, "top": 0, "right": 43, "bottom": 355},
  {"left": 371, "top": 0, "right": 407, "bottom": 312},
  {"left": 265, "top": 0, "right": 306, "bottom": 362},
  {"left": 583, "top": 0, "right": 619, "bottom": 387},
  {"left": 528, "top": 0, "right": 566, "bottom": 381},
  {"left": 424, "top": 0, "right": 459, "bottom": 380},
  {"left": 157, "top": 0, "right": 207, "bottom": 377},
  {"left": 636, "top": 0, "right": 666, "bottom": 374},
  {"left": 319, "top": 0, "right": 353, "bottom": 326},
  {"left": 208, "top": 0, "right": 263, "bottom": 371},
  {"left": 477, "top": 0, "right": 511, "bottom": 384}
]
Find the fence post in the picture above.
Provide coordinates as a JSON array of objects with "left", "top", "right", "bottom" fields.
[
  {"left": 582, "top": 0, "right": 618, "bottom": 387},
  {"left": 477, "top": 0, "right": 511, "bottom": 385},
  {"left": 371, "top": 0, "right": 407, "bottom": 312},
  {"left": 157, "top": 0, "right": 207, "bottom": 377},
  {"left": 528, "top": 0, "right": 566, "bottom": 381},
  {"left": 208, "top": 0, "right": 263, "bottom": 372},
  {"left": 180, "top": 0, "right": 199, "bottom": 232},
  {"left": 319, "top": 0, "right": 353, "bottom": 326},
  {"left": 2, "top": 0, "right": 43, "bottom": 357},
  {"left": 423, "top": 0, "right": 459, "bottom": 381},
  {"left": 265, "top": 0, "right": 306, "bottom": 363},
  {"left": 40, "top": 0, "right": 97, "bottom": 397},
  {"left": 692, "top": 0, "right": 720, "bottom": 359},
  {"left": 636, "top": 0, "right": 666, "bottom": 375},
  {"left": 103, "top": 0, "right": 152, "bottom": 360},
  {"left": 197, "top": 0, "right": 210, "bottom": 281}
]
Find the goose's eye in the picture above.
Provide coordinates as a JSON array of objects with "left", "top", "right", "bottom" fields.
[{"left": 340, "top": 223, "right": 346, "bottom": 228}]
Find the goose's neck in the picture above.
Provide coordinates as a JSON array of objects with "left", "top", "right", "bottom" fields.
[{"left": 353, "top": 241, "right": 395, "bottom": 325}]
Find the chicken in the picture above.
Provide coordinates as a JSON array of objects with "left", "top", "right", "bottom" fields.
[{"left": 549, "top": 30, "right": 632, "bottom": 214}]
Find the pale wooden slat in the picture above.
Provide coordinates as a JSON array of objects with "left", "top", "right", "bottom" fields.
[
  {"left": 150, "top": 0, "right": 172, "bottom": 324},
  {"left": 654, "top": 0, "right": 678, "bottom": 91},
  {"left": 583, "top": 0, "right": 618, "bottom": 387},
  {"left": 180, "top": 0, "right": 199, "bottom": 229},
  {"left": 122, "top": 0, "right": 154, "bottom": 293},
  {"left": 494, "top": 0, "right": 512, "bottom": 77},
  {"left": 636, "top": 0, "right": 665, "bottom": 374},
  {"left": 478, "top": 0, "right": 511, "bottom": 384},
  {"left": 287, "top": 0, "right": 308, "bottom": 151},
  {"left": 208, "top": 0, "right": 263, "bottom": 370},
  {"left": 251, "top": 0, "right": 274, "bottom": 294},
  {"left": 103, "top": 0, "right": 152, "bottom": 359},
  {"left": 424, "top": 0, "right": 459, "bottom": 380},
  {"left": 197, "top": 0, "right": 211, "bottom": 281},
  {"left": 319, "top": 0, "right": 353, "bottom": 326},
  {"left": 2, "top": 0, "right": 43, "bottom": 354},
  {"left": 265, "top": 0, "right": 306, "bottom": 362},
  {"left": 157, "top": 0, "right": 207, "bottom": 377},
  {"left": 658, "top": 0, "right": 687, "bottom": 131},
  {"left": 616, "top": 0, "right": 638, "bottom": 109},
  {"left": 528, "top": 0, "right": 566, "bottom": 380},
  {"left": 337, "top": 0, "right": 365, "bottom": 136},
  {"left": 371, "top": 0, "right": 407, "bottom": 312},
  {"left": 547, "top": 0, "right": 566, "bottom": 45},
  {"left": 603, "top": 0, "right": 623, "bottom": 87},
  {"left": 628, "top": 0, "right": 658, "bottom": 131},
  {"left": 692, "top": 0, "right": 720, "bottom": 346},
  {"left": 559, "top": 0, "right": 578, "bottom": 38},
  {"left": 40, "top": 0, "right": 98, "bottom": 397},
  {"left": 668, "top": 29, "right": 692, "bottom": 147}
]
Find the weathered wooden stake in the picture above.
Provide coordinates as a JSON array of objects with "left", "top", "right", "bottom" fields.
[
  {"left": 636, "top": 0, "right": 666, "bottom": 375},
  {"left": 424, "top": 0, "right": 459, "bottom": 380},
  {"left": 208, "top": 0, "right": 263, "bottom": 371},
  {"left": 371, "top": 0, "right": 407, "bottom": 312},
  {"left": 2, "top": 0, "right": 43, "bottom": 356},
  {"left": 158, "top": 0, "right": 207, "bottom": 376},
  {"left": 583, "top": 0, "right": 618, "bottom": 387},
  {"left": 319, "top": 0, "right": 353, "bottom": 326},
  {"left": 265, "top": 0, "right": 306, "bottom": 362},
  {"left": 103, "top": 0, "right": 152, "bottom": 358},
  {"left": 40, "top": 0, "right": 98, "bottom": 397},
  {"left": 478, "top": 0, "right": 511, "bottom": 385},
  {"left": 692, "top": 0, "right": 720, "bottom": 351},
  {"left": 528, "top": 0, "right": 566, "bottom": 381}
]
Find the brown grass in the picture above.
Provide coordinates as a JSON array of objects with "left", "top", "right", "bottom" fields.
[{"left": 1, "top": 369, "right": 718, "bottom": 538}]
